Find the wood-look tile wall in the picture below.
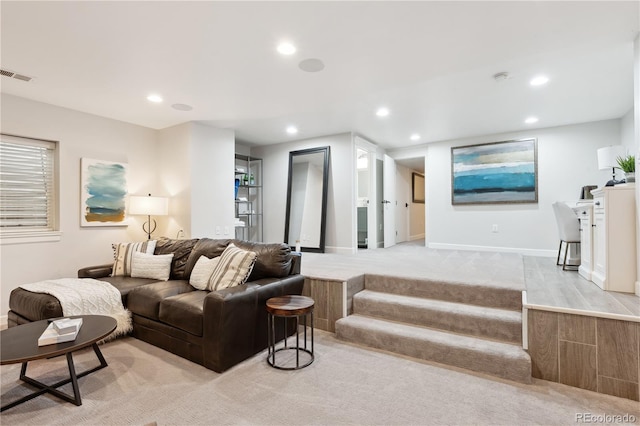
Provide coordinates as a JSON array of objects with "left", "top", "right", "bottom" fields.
[
  {"left": 528, "top": 309, "right": 639, "bottom": 401},
  {"left": 302, "top": 275, "right": 365, "bottom": 332}
]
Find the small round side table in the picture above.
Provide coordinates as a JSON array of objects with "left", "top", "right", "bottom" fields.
[{"left": 266, "top": 295, "right": 314, "bottom": 370}]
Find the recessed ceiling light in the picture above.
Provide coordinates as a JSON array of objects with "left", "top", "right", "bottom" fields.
[
  {"left": 525, "top": 117, "right": 539, "bottom": 124},
  {"left": 147, "top": 94, "right": 163, "bottom": 103},
  {"left": 410, "top": 134, "right": 421, "bottom": 141},
  {"left": 530, "top": 75, "right": 549, "bottom": 86},
  {"left": 286, "top": 126, "right": 298, "bottom": 135},
  {"left": 277, "top": 42, "right": 296, "bottom": 55},
  {"left": 376, "top": 107, "right": 390, "bottom": 117}
]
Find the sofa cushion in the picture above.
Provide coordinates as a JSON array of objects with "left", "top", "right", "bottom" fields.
[
  {"left": 97, "top": 276, "right": 158, "bottom": 305},
  {"left": 154, "top": 238, "right": 199, "bottom": 280},
  {"left": 9, "top": 288, "right": 63, "bottom": 321},
  {"left": 112, "top": 240, "right": 157, "bottom": 277},
  {"left": 127, "top": 280, "right": 193, "bottom": 320},
  {"left": 189, "top": 255, "right": 220, "bottom": 290},
  {"left": 207, "top": 243, "right": 257, "bottom": 291},
  {"left": 232, "top": 240, "right": 293, "bottom": 281},
  {"left": 159, "top": 291, "right": 208, "bottom": 336},
  {"left": 131, "top": 252, "right": 174, "bottom": 281},
  {"left": 184, "top": 238, "right": 231, "bottom": 278}
]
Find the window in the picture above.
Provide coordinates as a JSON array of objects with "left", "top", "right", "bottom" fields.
[{"left": 0, "top": 134, "right": 60, "bottom": 243}]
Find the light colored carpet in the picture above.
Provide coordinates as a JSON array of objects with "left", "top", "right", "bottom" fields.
[
  {"left": 302, "top": 245, "right": 526, "bottom": 291},
  {"left": 2, "top": 332, "right": 638, "bottom": 425}
]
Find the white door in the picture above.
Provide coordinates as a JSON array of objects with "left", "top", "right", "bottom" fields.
[{"left": 383, "top": 154, "right": 396, "bottom": 248}]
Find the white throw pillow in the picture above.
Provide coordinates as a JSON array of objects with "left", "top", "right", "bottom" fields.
[
  {"left": 189, "top": 255, "right": 220, "bottom": 290},
  {"left": 112, "top": 240, "right": 157, "bottom": 277},
  {"left": 130, "top": 251, "right": 174, "bottom": 281},
  {"left": 207, "top": 243, "right": 257, "bottom": 291}
]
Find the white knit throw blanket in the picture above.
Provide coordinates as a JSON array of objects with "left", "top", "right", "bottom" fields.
[{"left": 20, "top": 278, "right": 132, "bottom": 339}]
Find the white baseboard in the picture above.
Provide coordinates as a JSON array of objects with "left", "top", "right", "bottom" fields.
[
  {"left": 636, "top": 281, "right": 640, "bottom": 297},
  {"left": 325, "top": 246, "right": 357, "bottom": 255},
  {"left": 427, "top": 242, "right": 556, "bottom": 257}
]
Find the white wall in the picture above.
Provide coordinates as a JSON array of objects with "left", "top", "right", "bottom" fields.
[
  {"left": 621, "top": 108, "right": 635, "bottom": 153},
  {"left": 425, "top": 119, "right": 622, "bottom": 255},
  {"left": 251, "top": 133, "right": 354, "bottom": 253},
  {"left": 0, "top": 94, "right": 159, "bottom": 317},
  {"left": 158, "top": 122, "right": 191, "bottom": 239},
  {"left": 189, "top": 123, "right": 235, "bottom": 238}
]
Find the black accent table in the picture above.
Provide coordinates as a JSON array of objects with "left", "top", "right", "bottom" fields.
[{"left": 1, "top": 315, "right": 117, "bottom": 412}]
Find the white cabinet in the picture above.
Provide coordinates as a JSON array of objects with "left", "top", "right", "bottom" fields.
[
  {"left": 575, "top": 204, "right": 593, "bottom": 281},
  {"left": 590, "top": 185, "right": 637, "bottom": 293}
]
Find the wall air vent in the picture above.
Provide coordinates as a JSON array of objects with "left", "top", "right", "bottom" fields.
[{"left": 0, "top": 68, "right": 33, "bottom": 82}]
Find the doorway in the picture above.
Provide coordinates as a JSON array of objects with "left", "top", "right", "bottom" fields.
[
  {"left": 395, "top": 157, "right": 426, "bottom": 245},
  {"left": 356, "top": 148, "right": 370, "bottom": 248}
]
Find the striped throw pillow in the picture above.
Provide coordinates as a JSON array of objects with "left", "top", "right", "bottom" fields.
[
  {"left": 206, "top": 243, "right": 257, "bottom": 291},
  {"left": 112, "top": 240, "right": 157, "bottom": 277}
]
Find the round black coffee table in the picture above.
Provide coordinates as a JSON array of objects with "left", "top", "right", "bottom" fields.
[{"left": 1, "top": 315, "right": 117, "bottom": 412}]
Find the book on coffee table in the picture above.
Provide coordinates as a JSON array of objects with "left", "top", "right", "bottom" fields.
[
  {"left": 52, "top": 318, "right": 83, "bottom": 334},
  {"left": 38, "top": 318, "right": 83, "bottom": 346}
]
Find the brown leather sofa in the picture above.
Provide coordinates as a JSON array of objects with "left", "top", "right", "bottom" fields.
[{"left": 8, "top": 238, "right": 304, "bottom": 373}]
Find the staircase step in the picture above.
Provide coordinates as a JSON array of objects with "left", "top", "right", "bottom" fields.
[
  {"left": 335, "top": 314, "right": 531, "bottom": 384},
  {"left": 354, "top": 290, "right": 522, "bottom": 344},
  {"left": 365, "top": 274, "right": 522, "bottom": 311}
]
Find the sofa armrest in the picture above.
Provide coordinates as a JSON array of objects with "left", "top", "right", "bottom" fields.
[
  {"left": 78, "top": 264, "right": 113, "bottom": 279},
  {"left": 202, "top": 285, "right": 258, "bottom": 372}
]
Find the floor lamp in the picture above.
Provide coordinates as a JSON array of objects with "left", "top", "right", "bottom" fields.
[{"left": 129, "top": 194, "right": 169, "bottom": 240}]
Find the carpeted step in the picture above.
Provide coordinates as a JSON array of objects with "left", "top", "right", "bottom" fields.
[
  {"left": 335, "top": 314, "right": 532, "bottom": 384},
  {"left": 365, "top": 274, "right": 522, "bottom": 311},
  {"left": 354, "top": 290, "right": 522, "bottom": 344}
]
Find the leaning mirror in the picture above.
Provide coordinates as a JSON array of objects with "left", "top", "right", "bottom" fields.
[{"left": 284, "top": 146, "right": 330, "bottom": 253}]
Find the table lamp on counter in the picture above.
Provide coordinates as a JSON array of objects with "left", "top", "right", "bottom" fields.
[{"left": 597, "top": 145, "right": 627, "bottom": 187}]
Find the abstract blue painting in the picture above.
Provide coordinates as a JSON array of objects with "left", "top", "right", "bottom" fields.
[
  {"left": 451, "top": 139, "right": 537, "bottom": 205},
  {"left": 81, "top": 158, "right": 128, "bottom": 226}
]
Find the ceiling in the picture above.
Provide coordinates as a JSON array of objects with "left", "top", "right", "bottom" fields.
[{"left": 1, "top": 1, "right": 638, "bottom": 150}]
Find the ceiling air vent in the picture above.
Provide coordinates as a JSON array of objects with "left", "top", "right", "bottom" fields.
[{"left": 0, "top": 68, "right": 33, "bottom": 82}]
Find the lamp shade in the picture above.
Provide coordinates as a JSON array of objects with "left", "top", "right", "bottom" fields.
[
  {"left": 597, "top": 146, "right": 626, "bottom": 170},
  {"left": 129, "top": 195, "right": 168, "bottom": 216}
]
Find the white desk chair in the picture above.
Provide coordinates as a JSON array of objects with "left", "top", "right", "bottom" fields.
[{"left": 552, "top": 201, "right": 581, "bottom": 271}]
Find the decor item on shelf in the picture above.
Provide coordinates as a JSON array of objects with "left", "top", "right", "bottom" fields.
[
  {"left": 597, "top": 145, "right": 626, "bottom": 186},
  {"left": 616, "top": 154, "right": 635, "bottom": 183},
  {"left": 234, "top": 178, "right": 240, "bottom": 199},
  {"left": 129, "top": 193, "right": 168, "bottom": 240},
  {"left": 80, "top": 158, "right": 128, "bottom": 227},
  {"left": 451, "top": 139, "right": 537, "bottom": 205}
]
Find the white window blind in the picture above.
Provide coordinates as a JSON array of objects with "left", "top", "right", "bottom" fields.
[{"left": 0, "top": 134, "right": 57, "bottom": 231}]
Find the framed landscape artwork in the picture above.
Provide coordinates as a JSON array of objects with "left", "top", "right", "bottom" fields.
[
  {"left": 451, "top": 139, "right": 537, "bottom": 205},
  {"left": 80, "top": 158, "right": 128, "bottom": 226}
]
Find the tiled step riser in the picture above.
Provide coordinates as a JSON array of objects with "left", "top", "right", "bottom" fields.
[
  {"left": 336, "top": 317, "right": 532, "bottom": 384},
  {"left": 365, "top": 275, "right": 522, "bottom": 311},
  {"left": 353, "top": 295, "right": 521, "bottom": 344}
]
